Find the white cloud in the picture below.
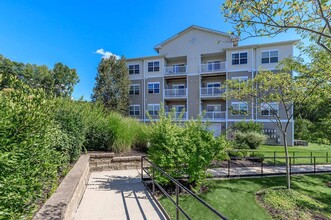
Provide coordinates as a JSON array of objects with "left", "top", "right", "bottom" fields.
[{"left": 94, "top": 48, "right": 120, "bottom": 60}]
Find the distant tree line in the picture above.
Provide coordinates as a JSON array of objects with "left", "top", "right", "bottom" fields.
[{"left": 0, "top": 54, "right": 79, "bottom": 97}]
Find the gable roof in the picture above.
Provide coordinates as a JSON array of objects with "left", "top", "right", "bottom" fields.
[{"left": 154, "top": 25, "right": 235, "bottom": 53}]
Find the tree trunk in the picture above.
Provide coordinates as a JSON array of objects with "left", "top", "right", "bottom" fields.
[{"left": 282, "top": 132, "right": 291, "bottom": 189}]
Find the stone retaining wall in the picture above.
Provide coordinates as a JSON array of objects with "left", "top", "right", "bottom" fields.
[
  {"left": 89, "top": 153, "right": 141, "bottom": 172},
  {"left": 33, "top": 153, "right": 142, "bottom": 220},
  {"left": 33, "top": 154, "right": 90, "bottom": 220}
]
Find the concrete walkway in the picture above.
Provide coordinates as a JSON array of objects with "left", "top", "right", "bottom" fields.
[
  {"left": 208, "top": 164, "right": 331, "bottom": 177},
  {"left": 74, "top": 169, "right": 165, "bottom": 220}
]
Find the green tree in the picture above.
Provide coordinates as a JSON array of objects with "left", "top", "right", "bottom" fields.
[
  {"left": 0, "top": 55, "right": 79, "bottom": 97},
  {"left": 92, "top": 56, "right": 129, "bottom": 115},
  {"left": 222, "top": 0, "right": 331, "bottom": 53},
  {"left": 223, "top": 53, "right": 331, "bottom": 189},
  {"left": 52, "top": 62, "right": 79, "bottom": 97}
]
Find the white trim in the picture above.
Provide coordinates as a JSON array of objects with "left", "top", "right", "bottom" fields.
[
  {"left": 230, "top": 50, "right": 248, "bottom": 54},
  {"left": 129, "top": 84, "right": 140, "bottom": 95},
  {"left": 147, "top": 60, "right": 161, "bottom": 72},
  {"left": 231, "top": 76, "right": 248, "bottom": 81},
  {"left": 227, "top": 69, "right": 251, "bottom": 72},
  {"left": 147, "top": 82, "right": 160, "bottom": 94},
  {"left": 206, "top": 82, "right": 221, "bottom": 87}
]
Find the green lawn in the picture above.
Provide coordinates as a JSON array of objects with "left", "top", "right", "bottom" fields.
[
  {"left": 238, "top": 144, "right": 331, "bottom": 165},
  {"left": 159, "top": 174, "right": 331, "bottom": 220}
]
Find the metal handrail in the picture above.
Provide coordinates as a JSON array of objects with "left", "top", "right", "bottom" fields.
[
  {"left": 200, "top": 87, "right": 225, "bottom": 96},
  {"left": 164, "top": 88, "right": 187, "bottom": 97},
  {"left": 141, "top": 156, "right": 228, "bottom": 220},
  {"left": 164, "top": 66, "right": 187, "bottom": 75},
  {"left": 202, "top": 111, "right": 226, "bottom": 120},
  {"left": 200, "top": 62, "right": 226, "bottom": 72}
]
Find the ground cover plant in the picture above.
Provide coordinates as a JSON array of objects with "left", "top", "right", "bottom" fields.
[{"left": 160, "top": 174, "right": 331, "bottom": 220}]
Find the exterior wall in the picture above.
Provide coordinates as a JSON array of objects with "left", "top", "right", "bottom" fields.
[
  {"left": 201, "top": 75, "right": 226, "bottom": 86},
  {"left": 127, "top": 60, "right": 144, "bottom": 80},
  {"left": 129, "top": 79, "right": 144, "bottom": 119},
  {"left": 201, "top": 100, "right": 226, "bottom": 111},
  {"left": 256, "top": 44, "right": 293, "bottom": 70},
  {"left": 165, "top": 78, "right": 187, "bottom": 88},
  {"left": 226, "top": 49, "right": 253, "bottom": 72},
  {"left": 187, "top": 75, "right": 200, "bottom": 118}
]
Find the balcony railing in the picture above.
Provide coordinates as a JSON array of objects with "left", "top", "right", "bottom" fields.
[
  {"left": 164, "top": 88, "right": 187, "bottom": 98},
  {"left": 200, "top": 87, "right": 225, "bottom": 97},
  {"left": 203, "top": 111, "right": 226, "bottom": 120},
  {"left": 200, "top": 62, "right": 226, "bottom": 73},
  {"left": 164, "top": 65, "right": 187, "bottom": 75},
  {"left": 165, "top": 111, "right": 188, "bottom": 120}
]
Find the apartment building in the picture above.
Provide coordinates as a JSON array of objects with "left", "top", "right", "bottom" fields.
[{"left": 127, "top": 25, "right": 298, "bottom": 146}]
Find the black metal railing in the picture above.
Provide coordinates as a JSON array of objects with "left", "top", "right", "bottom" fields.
[
  {"left": 212, "top": 156, "right": 331, "bottom": 178},
  {"left": 141, "top": 156, "right": 227, "bottom": 220}
]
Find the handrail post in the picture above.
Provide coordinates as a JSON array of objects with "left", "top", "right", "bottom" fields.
[
  {"left": 152, "top": 166, "right": 155, "bottom": 195},
  {"left": 141, "top": 156, "right": 143, "bottom": 182},
  {"left": 228, "top": 160, "right": 230, "bottom": 178},
  {"left": 311, "top": 152, "right": 313, "bottom": 164},
  {"left": 289, "top": 157, "right": 292, "bottom": 176},
  {"left": 176, "top": 185, "right": 179, "bottom": 220},
  {"left": 314, "top": 157, "right": 316, "bottom": 174},
  {"left": 327, "top": 152, "right": 329, "bottom": 164},
  {"left": 293, "top": 152, "right": 295, "bottom": 165}
]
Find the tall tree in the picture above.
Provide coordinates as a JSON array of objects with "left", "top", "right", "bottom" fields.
[
  {"left": 92, "top": 56, "right": 129, "bottom": 115},
  {"left": 222, "top": 0, "right": 331, "bottom": 53},
  {"left": 52, "top": 62, "right": 79, "bottom": 97},
  {"left": 223, "top": 49, "right": 331, "bottom": 189}
]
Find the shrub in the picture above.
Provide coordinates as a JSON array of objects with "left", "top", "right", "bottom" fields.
[
  {"left": 148, "top": 110, "right": 229, "bottom": 188},
  {"left": 0, "top": 76, "right": 68, "bottom": 219},
  {"left": 231, "top": 121, "right": 263, "bottom": 134},
  {"left": 53, "top": 98, "right": 87, "bottom": 162},
  {"left": 233, "top": 131, "right": 267, "bottom": 149}
]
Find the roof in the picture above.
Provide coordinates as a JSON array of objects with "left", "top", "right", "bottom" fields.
[
  {"left": 225, "top": 39, "right": 300, "bottom": 51},
  {"left": 154, "top": 25, "right": 236, "bottom": 53}
]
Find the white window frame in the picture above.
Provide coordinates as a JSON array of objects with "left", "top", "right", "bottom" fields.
[
  {"left": 207, "top": 82, "right": 221, "bottom": 87},
  {"left": 261, "top": 50, "right": 279, "bottom": 64},
  {"left": 129, "top": 84, "right": 140, "bottom": 95},
  {"left": 147, "top": 82, "right": 160, "bottom": 94},
  {"left": 172, "top": 84, "right": 185, "bottom": 89},
  {"left": 147, "top": 60, "right": 160, "bottom": 72},
  {"left": 128, "top": 64, "right": 140, "bottom": 75},
  {"left": 129, "top": 105, "right": 140, "bottom": 116},
  {"left": 231, "top": 102, "right": 248, "bottom": 115},
  {"left": 231, "top": 51, "right": 248, "bottom": 65},
  {"left": 171, "top": 105, "right": 185, "bottom": 112},
  {"left": 260, "top": 102, "right": 279, "bottom": 116},
  {"left": 147, "top": 104, "right": 160, "bottom": 116},
  {"left": 231, "top": 76, "right": 248, "bottom": 83},
  {"left": 206, "top": 104, "right": 222, "bottom": 112}
]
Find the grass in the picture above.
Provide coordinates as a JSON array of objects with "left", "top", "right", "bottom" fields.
[
  {"left": 159, "top": 174, "right": 331, "bottom": 220},
  {"left": 236, "top": 144, "right": 331, "bottom": 165}
]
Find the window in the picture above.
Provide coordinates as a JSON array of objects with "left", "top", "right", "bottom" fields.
[
  {"left": 262, "top": 50, "right": 278, "bottom": 64},
  {"left": 129, "top": 64, "right": 139, "bottom": 74},
  {"left": 232, "top": 52, "right": 247, "bottom": 65},
  {"left": 207, "top": 61, "right": 221, "bottom": 70},
  {"left": 147, "top": 104, "right": 160, "bottom": 116},
  {"left": 231, "top": 102, "right": 248, "bottom": 115},
  {"left": 148, "top": 82, "right": 160, "bottom": 94},
  {"left": 148, "top": 61, "right": 160, "bottom": 72},
  {"left": 207, "top": 82, "right": 221, "bottom": 88},
  {"left": 206, "top": 104, "right": 221, "bottom": 112},
  {"left": 171, "top": 105, "right": 185, "bottom": 112},
  {"left": 261, "top": 103, "right": 279, "bottom": 116},
  {"left": 129, "top": 84, "right": 140, "bottom": 95},
  {"left": 129, "top": 105, "right": 140, "bottom": 116},
  {"left": 231, "top": 76, "right": 248, "bottom": 83}
]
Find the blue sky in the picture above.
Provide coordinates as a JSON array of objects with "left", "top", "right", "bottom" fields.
[{"left": 0, "top": 0, "right": 300, "bottom": 99}]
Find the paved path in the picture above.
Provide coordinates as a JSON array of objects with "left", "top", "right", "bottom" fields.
[
  {"left": 208, "top": 164, "right": 331, "bottom": 177},
  {"left": 74, "top": 169, "right": 165, "bottom": 220}
]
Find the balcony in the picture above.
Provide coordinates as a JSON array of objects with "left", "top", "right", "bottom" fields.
[
  {"left": 164, "top": 88, "right": 187, "bottom": 98},
  {"left": 202, "top": 111, "right": 226, "bottom": 120},
  {"left": 200, "top": 62, "right": 226, "bottom": 73},
  {"left": 200, "top": 87, "right": 225, "bottom": 97},
  {"left": 164, "top": 65, "right": 187, "bottom": 76},
  {"left": 165, "top": 111, "right": 188, "bottom": 120}
]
